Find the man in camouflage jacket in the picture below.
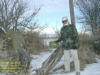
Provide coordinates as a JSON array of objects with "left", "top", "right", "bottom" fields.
[{"left": 55, "top": 17, "right": 80, "bottom": 75}]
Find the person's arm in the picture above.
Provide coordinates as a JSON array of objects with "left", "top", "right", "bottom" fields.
[
  {"left": 55, "top": 28, "right": 64, "bottom": 43},
  {"left": 55, "top": 35, "right": 62, "bottom": 43},
  {"left": 71, "top": 24, "right": 79, "bottom": 42}
]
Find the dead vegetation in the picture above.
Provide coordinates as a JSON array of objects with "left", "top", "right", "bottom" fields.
[{"left": 22, "top": 31, "right": 49, "bottom": 54}]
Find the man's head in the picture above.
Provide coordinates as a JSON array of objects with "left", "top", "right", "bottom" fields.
[{"left": 62, "top": 17, "right": 69, "bottom": 26}]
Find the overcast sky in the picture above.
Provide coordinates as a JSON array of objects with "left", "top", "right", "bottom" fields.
[{"left": 26, "top": 0, "right": 81, "bottom": 34}]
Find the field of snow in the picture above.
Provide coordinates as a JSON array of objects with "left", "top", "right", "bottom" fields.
[
  {"left": 0, "top": 49, "right": 100, "bottom": 75},
  {"left": 29, "top": 49, "right": 100, "bottom": 75}
]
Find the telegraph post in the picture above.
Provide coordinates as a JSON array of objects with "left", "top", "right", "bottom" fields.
[{"left": 69, "top": 0, "right": 76, "bottom": 25}]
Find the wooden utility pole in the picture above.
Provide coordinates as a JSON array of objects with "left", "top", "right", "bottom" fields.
[{"left": 69, "top": 0, "right": 76, "bottom": 25}]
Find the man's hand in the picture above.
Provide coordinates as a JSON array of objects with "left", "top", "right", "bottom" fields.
[
  {"left": 49, "top": 41, "right": 58, "bottom": 48},
  {"left": 53, "top": 41, "right": 58, "bottom": 43}
]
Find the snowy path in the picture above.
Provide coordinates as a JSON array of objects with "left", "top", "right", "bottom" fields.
[{"left": 30, "top": 50, "right": 100, "bottom": 75}]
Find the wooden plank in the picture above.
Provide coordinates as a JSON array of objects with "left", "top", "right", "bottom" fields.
[{"left": 36, "top": 47, "right": 63, "bottom": 75}]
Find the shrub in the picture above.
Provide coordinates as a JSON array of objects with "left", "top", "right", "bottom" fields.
[
  {"left": 22, "top": 31, "right": 48, "bottom": 54},
  {"left": 90, "top": 29, "right": 100, "bottom": 54},
  {"left": 0, "top": 31, "right": 31, "bottom": 72},
  {"left": 78, "top": 33, "right": 96, "bottom": 69}
]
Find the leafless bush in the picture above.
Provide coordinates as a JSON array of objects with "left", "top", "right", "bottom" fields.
[{"left": 22, "top": 31, "right": 48, "bottom": 54}]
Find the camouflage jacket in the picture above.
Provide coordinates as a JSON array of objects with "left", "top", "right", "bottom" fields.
[{"left": 55, "top": 24, "right": 79, "bottom": 50}]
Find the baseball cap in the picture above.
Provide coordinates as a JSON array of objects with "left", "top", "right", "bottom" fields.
[{"left": 62, "top": 17, "right": 68, "bottom": 21}]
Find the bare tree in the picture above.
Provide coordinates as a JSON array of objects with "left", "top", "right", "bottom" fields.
[
  {"left": 0, "top": 0, "right": 40, "bottom": 32},
  {"left": 76, "top": 0, "right": 100, "bottom": 35},
  {"left": 0, "top": 0, "right": 42, "bottom": 72}
]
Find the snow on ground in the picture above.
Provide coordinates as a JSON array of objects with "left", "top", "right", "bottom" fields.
[
  {"left": 0, "top": 49, "right": 100, "bottom": 75},
  {"left": 29, "top": 48, "right": 56, "bottom": 75},
  {"left": 51, "top": 60, "right": 100, "bottom": 75},
  {"left": 29, "top": 49, "right": 100, "bottom": 75}
]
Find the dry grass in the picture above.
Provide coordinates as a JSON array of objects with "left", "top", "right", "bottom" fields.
[
  {"left": 21, "top": 31, "right": 49, "bottom": 54},
  {"left": 78, "top": 44, "right": 96, "bottom": 70},
  {"left": 78, "top": 33, "right": 96, "bottom": 69}
]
